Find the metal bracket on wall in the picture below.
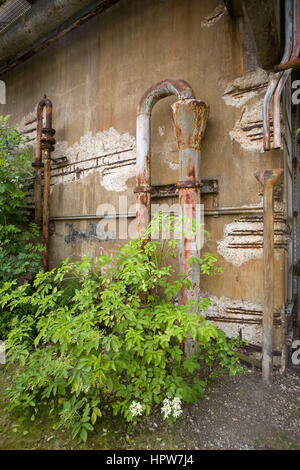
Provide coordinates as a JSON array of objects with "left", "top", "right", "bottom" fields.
[{"left": 150, "top": 179, "right": 218, "bottom": 199}]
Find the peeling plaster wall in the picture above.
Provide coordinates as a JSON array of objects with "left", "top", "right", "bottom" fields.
[
  {"left": 0, "top": 0, "right": 290, "bottom": 352},
  {"left": 222, "top": 68, "right": 271, "bottom": 152},
  {"left": 201, "top": 291, "right": 283, "bottom": 349},
  {"left": 217, "top": 216, "right": 289, "bottom": 266},
  {"left": 52, "top": 128, "right": 136, "bottom": 192}
]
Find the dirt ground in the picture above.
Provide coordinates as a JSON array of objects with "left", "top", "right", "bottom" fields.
[
  {"left": 174, "top": 366, "right": 300, "bottom": 450},
  {"left": 0, "top": 365, "right": 299, "bottom": 450}
]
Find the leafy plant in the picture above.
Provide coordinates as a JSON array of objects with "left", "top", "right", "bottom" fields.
[
  {"left": 3, "top": 217, "right": 244, "bottom": 442},
  {"left": 0, "top": 115, "right": 43, "bottom": 338}
]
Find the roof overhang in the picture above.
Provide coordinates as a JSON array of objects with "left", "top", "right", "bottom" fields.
[
  {"left": 224, "top": 0, "right": 281, "bottom": 70},
  {"left": 0, "top": 0, "right": 120, "bottom": 77}
]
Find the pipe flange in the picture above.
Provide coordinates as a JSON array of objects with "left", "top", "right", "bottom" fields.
[
  {"left": 42, "top": 127, "right": 56, "bottom": 136},
  {"left": 41, "top": 134, "right": 56, "bottom": 152}
]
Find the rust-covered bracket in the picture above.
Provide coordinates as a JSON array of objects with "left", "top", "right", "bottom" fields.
[
  {"left": 148, "top": 180, "right": 218, "bottom": 199},
  {"left": 32, "top": 94, "right": 56, "bottom": 271},
  {"left": 254, "top": 168, "right": 283, "bottom": 383}
]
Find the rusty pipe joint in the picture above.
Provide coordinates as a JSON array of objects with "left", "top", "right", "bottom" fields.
[
  {"left": 41, "top": 127, "right": 56, "bottom": 153},
  {"left": 171, "top": 99, "right": 209, "bottom": 184}
]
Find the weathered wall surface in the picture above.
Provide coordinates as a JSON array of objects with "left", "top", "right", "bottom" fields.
[{"left": 0, "top": 0, "right": 290, "bottom": 352}]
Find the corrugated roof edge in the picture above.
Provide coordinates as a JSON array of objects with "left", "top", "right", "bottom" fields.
[{"left": 0, "top": 0, "right": 121, "bottom": 77}]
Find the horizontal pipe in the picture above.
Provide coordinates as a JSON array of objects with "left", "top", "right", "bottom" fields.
[
  {"left": 49, "top": 205, "right": 286, "bottom": 221},
  {"left": 274, "top": 57, "right": 300, "bottom": 72}
]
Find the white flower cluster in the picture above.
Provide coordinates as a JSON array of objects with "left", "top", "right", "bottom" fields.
[
  {"left": 161, "top": 397, "right": 183, "bottom": 420},
  {"left": 129, "top": 401, "right": 143, "bottom": 417}
]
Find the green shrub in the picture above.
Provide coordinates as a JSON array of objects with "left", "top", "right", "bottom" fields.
[
  {"left": 3, "top": 225, "right": 244, "bottom": 442},
  {"left": 0, "top": 115, "right": 43, "bottom": 338}
]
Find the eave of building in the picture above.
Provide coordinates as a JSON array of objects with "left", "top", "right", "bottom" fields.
[
  {"left": 224, "top": 0, "right": 281, "bottom": 70},
  {"left": 0, "top": 0, "right": 121, "bottom": 77},
  {"left": 0, "top": 0, "right": 282, "bottom": 77}
]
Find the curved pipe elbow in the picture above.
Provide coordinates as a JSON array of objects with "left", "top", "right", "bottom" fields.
[
  {"left": 37, "top": 94, "right": 53, "bottom": 130},
  {"left": 136, "top": 79, "right": 195, "bottom": 189},
  {"left": 137, "top": 78, "right": 195, "bottom": 115}
]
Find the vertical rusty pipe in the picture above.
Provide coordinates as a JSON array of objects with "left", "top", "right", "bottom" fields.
[
  {"left": 41, "top": 147, "right": 52, "bottom": 271},
  {"left": 273, "top": 0, "right": 299, "bottom": 149},
  {"left": 263, "top": 77, "right": 280, "bottom": 151},
  {"left": 254, "top": 169, "right": 283, "bottom": 383},
  {"left": 135, "top": 79, "right": 195, "bottom": 236},
  {"left": 171, "top": 100, "right": 209, "bottom": 355},
  {"left": 33, "top": 98, "right": 46, "bottom": 226},
  {"left": 263, "top": 0, "right": 294, "bottom": 151},
  {"left": 41, "top": 101, "right": 55, "bottom": 271},
  {"left": 32, "top": 95, "right": 55, "bottom": 271}
]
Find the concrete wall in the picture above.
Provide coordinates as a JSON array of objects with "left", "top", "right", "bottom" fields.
[{"left": 0, "top": 0, "right": 290, "bottom": 352}]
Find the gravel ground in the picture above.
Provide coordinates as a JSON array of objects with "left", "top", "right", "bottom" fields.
[{"left": 159, "top": 366, "right": 300, "bottom": 450}]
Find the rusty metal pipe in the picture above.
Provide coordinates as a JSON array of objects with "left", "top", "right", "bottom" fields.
[
  {"left": 254, "top": 169, "right": 283, "bottom": 384},
  {"left": 33, "top": 95, "right": 53, "bottom": 226},
  {"left": 32, "top": 95, "right": 55, "bottom": 271},
  {"left": 135, "top": 81, "right": 209, "bottom": 356},
  {"left": 263, "top": 77, "right": 280, "bottom": 151},
  {"left": 171, "top": 100, "right": 209, "bottom": 355},
  {"left": 274, "top": 56, "right": 300, "bottom": 72},
  {"left": 136, "top": 79, "right": 195, "bottom": 235},
  {"left": 33, "top": 108, "right": 43, "bottom": 228},
  {"left": 273, "top": 0, "right": 300, "bottom": 149},
  {"left": 263, "top": 0, "right": 294, "bottom": 151}
]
